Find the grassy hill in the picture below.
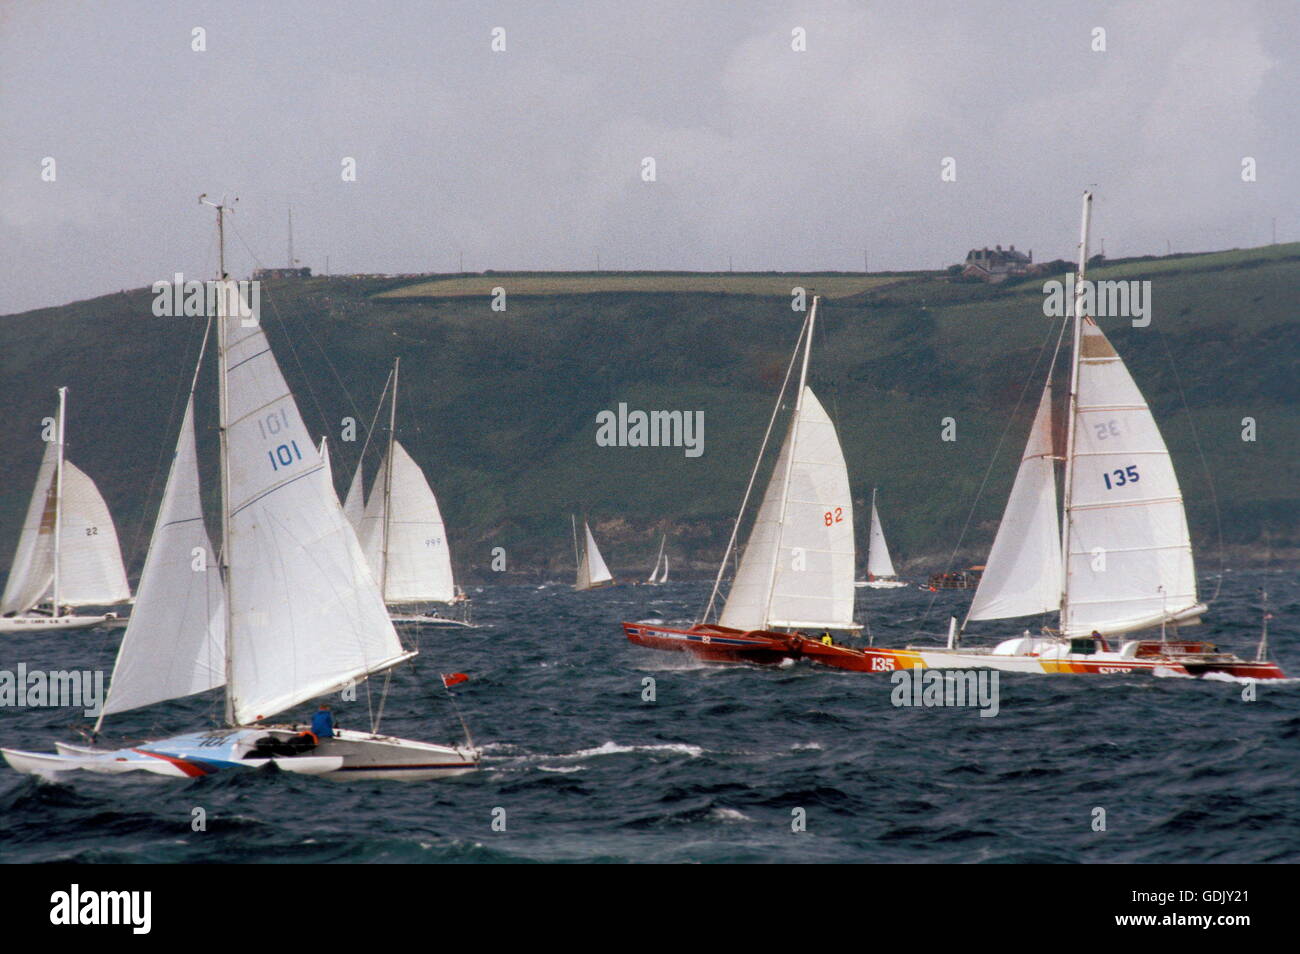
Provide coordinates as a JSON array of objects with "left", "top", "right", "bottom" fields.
[{"left": 2, "top": 245, "right": 1297, "bottom": 584}]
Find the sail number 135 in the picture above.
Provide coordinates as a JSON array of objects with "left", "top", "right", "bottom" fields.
[{"left": 1102, "top": 465, "right": 1139, "bottom": 490}]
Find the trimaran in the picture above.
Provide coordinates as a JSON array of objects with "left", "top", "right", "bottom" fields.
[
  {"left": 3, "top": 199, "right": 481, "bottom": 778},
  {"left": 0, "top": 388, "right": 131, "bottom": 633},
  {"left": 625, "top": 202, "right": 1284, "bottom": 680}
]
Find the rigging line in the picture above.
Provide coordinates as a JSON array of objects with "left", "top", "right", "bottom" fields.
[
  {"left": 1151, "top": 319, "right": 1225, "bottom": 604},
  {"left": 699, "top": 308, "right": 808, "bottom": 624},
  {"left": 911, "top": 313, "right": 1069, "bottom": 640},
  {"left": 227, "top": 221, "right": 373, "bottom": 475}
]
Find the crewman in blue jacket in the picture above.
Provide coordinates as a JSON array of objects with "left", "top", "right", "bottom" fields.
[{"left": 311, "top": 704, "right": 335, "bottom": 742}]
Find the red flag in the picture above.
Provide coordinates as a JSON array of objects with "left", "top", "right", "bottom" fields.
[{"left": 442, "top": 672, "right": 469, "bottom": 688}]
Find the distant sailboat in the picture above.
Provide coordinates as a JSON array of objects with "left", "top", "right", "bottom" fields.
[
  {"left": 625, "top": 296, "right": 863, "bottom": 661},
  {"left": 857, "top": 488, "right": 907, "bottom": 588},
  {"left": 0, "top": 388, "right": 131, "bottom": 633},
  {"left": 574, "top": 516, "right": 613, "bottom": 590},
  {"left": 646, "top": 534, "right": 668, "bottom": 584},
  {"left": 2, "top": 199, "right": 480, "bottom": 778},
  {"left": 356, "top": 359, "right": 472, "bottom": 628}
]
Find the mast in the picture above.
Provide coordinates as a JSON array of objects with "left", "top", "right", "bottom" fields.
[
  {"left": 762, "top": 295, "right": 818, "bottom": 628},
  {"left": 51, "top": 386, "right": 67, "bottom": 615},
  {"left": 379, "top": 357, "right": 399, "bottom": 597},
  {"left": 1059, "top": 191, "right": 1092, "bottom": 631},
  {"left": 571, "top": 514, "right": 580, "bottom": 569},
  {"left": 201, "top": 194, "right": 237, "bottom": 726}
]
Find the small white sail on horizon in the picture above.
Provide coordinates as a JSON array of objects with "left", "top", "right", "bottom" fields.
[
  {"left": 647, "top": 534, "right": 667, "bottom": 584},
  {"left": 575, "top": 518, "right": 613, "bottom": 590}
]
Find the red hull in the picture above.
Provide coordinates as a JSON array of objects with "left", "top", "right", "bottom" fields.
[{"left": 622, "top": 622, "right": 1287, "bottom": 679}]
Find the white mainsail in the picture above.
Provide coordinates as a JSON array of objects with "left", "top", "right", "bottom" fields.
[
  {"left": 720, "top": 386, "right": 858, "bottom": 632},
  {"left": 865, "top": 489, "right": 897, "bottom": 579},
  {"left": 221, "top": 312, "right": 411, "bottom": 725},
  {"left": 967, "top": 384, "right": 1062, "bottom": 622},
  {"left": 1060, "top": 319, "right": 1201, "bottom": 636},
  {"left": 661, "top": 556, "right": 669, "bottom": 583},
  {"left": 648, "top": 535, "right": 666, "bottom": 583},
  {"left": 359, "top": 440, "right": 456, "bottom": 604},
  {"left": 0, "top": 440, "right": 58, "bottom": 615},
  {"left": 576, "top": 521, "right": 613, "bottom": 590},
  {"left": 54, "top": 462, "right": 131, "bottom": 607},
  {"left": 100, "top": 397, "right": 225, "bottom": 719}
]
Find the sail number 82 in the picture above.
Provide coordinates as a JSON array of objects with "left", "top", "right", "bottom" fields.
[
  {"left": 823, "top": 507, "right": 844, "bottom": 526},
  {"left": 1102, "top": 465, "right": 1139, "bottom": 490}
]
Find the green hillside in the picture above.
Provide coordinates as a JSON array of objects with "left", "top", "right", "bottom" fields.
[{"left": 2, "top": 245, "right": 1297, "bottom": 584}]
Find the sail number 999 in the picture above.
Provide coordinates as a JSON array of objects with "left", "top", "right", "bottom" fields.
[{"left": 823, "top": 507, "right": 844, "bottom": 526}]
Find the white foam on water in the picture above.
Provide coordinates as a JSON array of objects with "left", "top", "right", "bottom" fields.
[{"left": 708, "top": 807, "right": 752, "bottom": 823}]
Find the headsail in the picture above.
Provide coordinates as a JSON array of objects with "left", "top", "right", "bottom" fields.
[
  {"left": 865, "top": 490, "right": 897, "bottom": 579},
  {"left": 967, "top": 384, "right": 1062, "bottom": 622},
  {"left": 1061, "top": 319, "right": 1201, "bottom": 636},
  {"left": 343, "top": 461, "right": 366, "bottom": 531},
  {"left": 100, "top": 397, "right": 225, "bottom": 719},
  {"left": 220, "top": 310, "right": 411, "bottom": 725},
  {"left": 359, "top": 440, "right": 456, "bottom": 604},
  {"left": 720, "top": 387, "right": 858, "bottom": 631},
  {"left": 0, "top": 440, "right": 58, "bottom": 615}
]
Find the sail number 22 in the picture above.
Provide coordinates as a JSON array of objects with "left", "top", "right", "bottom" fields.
[{"left": 1102, "top": 465, "right": 1139, "bottom": 490}]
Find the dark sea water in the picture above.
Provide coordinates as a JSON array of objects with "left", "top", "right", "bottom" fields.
[{"left": 1, "top": 569, "right": 1297, "bottom": 864}]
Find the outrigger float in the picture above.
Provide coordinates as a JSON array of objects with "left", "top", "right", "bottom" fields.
[{"left": 625, "top": 201, "right": 1285, "bottom": 681}]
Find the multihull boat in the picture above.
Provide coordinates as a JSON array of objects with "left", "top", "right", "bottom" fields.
[
  {"left": 2, "top": 199, "right": 480, "bottom": 779},
  {"left": 0, "top": 387, "right": 131, "bottom": 633},
  {"left": 626, "top": 295, "right": 864, "bottom": 657}
]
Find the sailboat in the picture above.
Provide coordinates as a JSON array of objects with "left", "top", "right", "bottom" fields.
[
  {"left": 573, "top": 516, "right": 613, "bottom": 590},
  {"left": 0, "top": 388, "right": 131, "bottom": 633},
  {"left": 2, "top": 199, "right": 481, "bottom": 778},
  {"left": 355, "top": 359, "right": 472, "bottom": 628},
  {"left": 624, "top": 296, "right": 865, "bottom": 662},
  {"left": 646, "top": 534, "right": 669, "bottom": 584},
  {"left": 792, "top": 194, "right": 1282, "bottom": 679},
  {"left": 857, "top": 488, "right": 907, "bottom": 588}
]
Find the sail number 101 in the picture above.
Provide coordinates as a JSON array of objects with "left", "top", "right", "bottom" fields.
[{"left": 258, "top": 409, "right": 303, "bottom": 472}]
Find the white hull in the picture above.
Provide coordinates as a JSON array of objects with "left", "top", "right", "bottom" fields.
[
  {"left": 3, "top": 726, "right": 479, "bottom": 782},
  {"left": 0, "top": 613, "right": 116, "bottom": 634},
  {"left": 389, "top": 613, "right": 476, "bottom": 629},
  {"left": 856, "top": 579, "right": 908, "bottom": 589}
]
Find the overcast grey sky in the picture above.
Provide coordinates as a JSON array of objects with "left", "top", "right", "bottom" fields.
[{"left": 2, "top": 0, "right": 1296, "bottom": 314}]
